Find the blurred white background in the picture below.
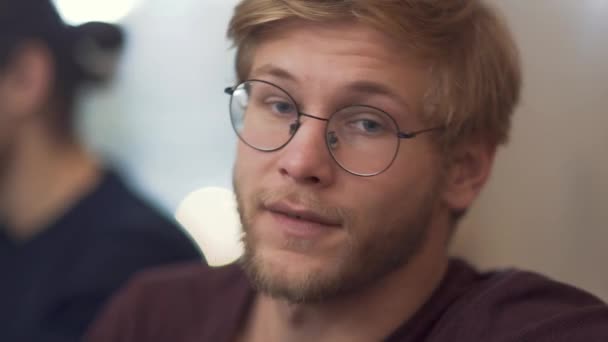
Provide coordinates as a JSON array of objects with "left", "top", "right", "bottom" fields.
[
  {"left": 69, "top": 0, "right": 607, "bottom": 299},
  {"left": 76, "top": 0, "right": 240, "bottom": 211}
]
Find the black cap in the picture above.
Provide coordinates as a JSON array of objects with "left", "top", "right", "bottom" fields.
[
  {"left": 0, "top": 0, "right": 125, "bottom": 85},
  {"left": 0, "top": 0, "right": 68, "bottom": 44}
]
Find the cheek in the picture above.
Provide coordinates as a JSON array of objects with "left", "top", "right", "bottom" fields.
[
  {"left": 344, "top": 165, "right": 440, "bottom": 231},
  {"left": 0, "top": 119, "right": 15, "bottom": 151},
  {"left": 234, "top": 147, "right": 253, "bottom": 197},
  {"left": 234, "top": 144, "right": 275, "bottom": 202},
  {"left": 351, "top": 186, "right": 409, "bottom": 228},
  {"left": 235, "top": 142, "right": 259, "bottom": 173},
  {"left": 235, "top": 142, "right": 281, "bottom": 179}
]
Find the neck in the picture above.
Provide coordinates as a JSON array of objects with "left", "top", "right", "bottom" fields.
[
  {"left": 0, "top": 120, "right": 100, "bottom": 241},
  {"left": 242, "top": 221, "right": 451, "bottom": 342}
]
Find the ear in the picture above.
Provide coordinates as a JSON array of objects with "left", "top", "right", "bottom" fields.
[
  {"left": 441, "top": 140, "right": 496, "bottom": 213},
  {"left": 0, "top": 42, "right": 54, "bottom": 120}
]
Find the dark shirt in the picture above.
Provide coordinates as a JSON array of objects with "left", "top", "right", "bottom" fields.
[
  {"left": 85, "top": 258, "right": 608, "bottom": 342},
  {"left": 0, "top": 170, "right": 203, "bottom": 342}
]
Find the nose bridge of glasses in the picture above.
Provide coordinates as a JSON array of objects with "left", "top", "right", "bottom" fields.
[
  {"left": 290, "top": 111, "right": 330, "bottom": 137},
  {"left": 285, "top": 111, "right": 334, "bottom": 157},
  {"left": 299, "top": 112, "right": 329, "bottom": 123}
]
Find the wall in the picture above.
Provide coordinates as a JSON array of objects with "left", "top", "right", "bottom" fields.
[{"left": 452, "top": 0, "right": 608, "bottom": 300}]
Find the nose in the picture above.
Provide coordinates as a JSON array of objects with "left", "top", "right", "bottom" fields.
[{"left": 276, "top": 116, "right": 336, "bottom": 187}]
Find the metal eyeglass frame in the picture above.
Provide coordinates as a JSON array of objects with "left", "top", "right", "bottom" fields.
[{"left": 225, "top": 79, "right": 443, "bottom": 177}]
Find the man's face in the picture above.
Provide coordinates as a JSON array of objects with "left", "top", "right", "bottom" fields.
[
  {"left": 234, "top": 20, "right": 447, "bottom": 303},
  {"left": 0, "top": 44, "right": 50, "bottom": 178},
  {"left": 0, "top": 71, "right": 18, "bottom": 176}
]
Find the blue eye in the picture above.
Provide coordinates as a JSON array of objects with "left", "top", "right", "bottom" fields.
[
  {"left": 361, "top": 120, "right": 381, "bottom": 132},
  {"left": 354, "top": 119, "right": 384, "bottom": 134},
  {"left": 272, "top": 101, "right": 295, "bottom": 114}
]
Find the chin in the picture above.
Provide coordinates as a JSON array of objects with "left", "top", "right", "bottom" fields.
[
  {"left": 259, "top": 243, "right": 329, "bottom": 273},
  {"left": 241, "top": 241, "right": 351, "bottom": 303}
]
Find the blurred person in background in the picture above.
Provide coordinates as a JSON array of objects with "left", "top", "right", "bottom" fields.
[
  {"left": 86, "top": 0, "right": 608, "bottom": 341},
  {"left": 0, "top": 0, "right": 203, "bottom": 341}
]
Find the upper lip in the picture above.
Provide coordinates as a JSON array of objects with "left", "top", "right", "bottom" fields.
[{"left": 265, "top": 202, "right": 342, "bottom": 227}]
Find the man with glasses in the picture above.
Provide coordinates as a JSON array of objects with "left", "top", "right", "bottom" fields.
[{"left": 86, "top": 1, "right": 608, "bottom": 341}]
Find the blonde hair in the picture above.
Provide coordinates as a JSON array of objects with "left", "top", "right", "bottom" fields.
[{"left": 227, "top": 0, "right": 522, "bottom": 147}]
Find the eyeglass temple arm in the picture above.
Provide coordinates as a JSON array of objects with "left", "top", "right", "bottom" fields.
[
  {"left": 224, "top": 87, "right": 235, "bottom": 95},
  {"left": 398, "top": 126, "right": 444, "bottom": 139}
]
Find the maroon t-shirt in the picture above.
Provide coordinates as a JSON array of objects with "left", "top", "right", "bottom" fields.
[{"left": 85, "top": 259, "right": 608, "bottom": 341}]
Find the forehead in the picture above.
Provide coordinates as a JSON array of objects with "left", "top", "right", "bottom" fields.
[{"left": 248, "top": 19, "right": 430, "bottom": 115}]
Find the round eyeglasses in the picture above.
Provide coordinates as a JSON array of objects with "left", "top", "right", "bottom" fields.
[{"left": 225, "top": 80, "right": 442, "bottom": 177}]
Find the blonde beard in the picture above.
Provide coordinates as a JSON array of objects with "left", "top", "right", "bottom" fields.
[{"left": 234, "top": 176, "right": 441, "bottom": 304}]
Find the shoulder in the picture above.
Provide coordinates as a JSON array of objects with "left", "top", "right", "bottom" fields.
[
  {"left": 434, "top": 263, "right": 608, "bottom": 341},
  {"left": 58, "top": 171, "right": 203, "bottom": 292},
  {"left": 461, "top": 267, "right": 607, "bottom": 315},
  {"left": 85, "top": 170, "right": 183, "bottom": 236},
  {"left": 142, "top": 263, "right": 247, "bottom": 303},
  {"left": 64, "top": 215, "right": 203, "bottom": 290},
  {"left": 73, "top": 170, "right": 202, "bottom": 260},
  {"left": 85, "top": 263, "right": 250, "bottom": 342},
  {"left": 122, "top": 261, "right": 247, "bottom": 297}
]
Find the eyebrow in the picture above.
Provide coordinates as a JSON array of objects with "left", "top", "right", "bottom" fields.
[
  {"left": 345, "top": 81, "right": 411, "bottom": 112},
  {"left": 250, "top": 64, "right": 411, "bottom": 112},
  {"left": 250, "top": 64, "right": 298, "bottom": 82}
]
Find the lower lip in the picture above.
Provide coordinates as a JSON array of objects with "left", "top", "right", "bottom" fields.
[{"left": 268, "top": 211, "right": 339, "bottom": 239}]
